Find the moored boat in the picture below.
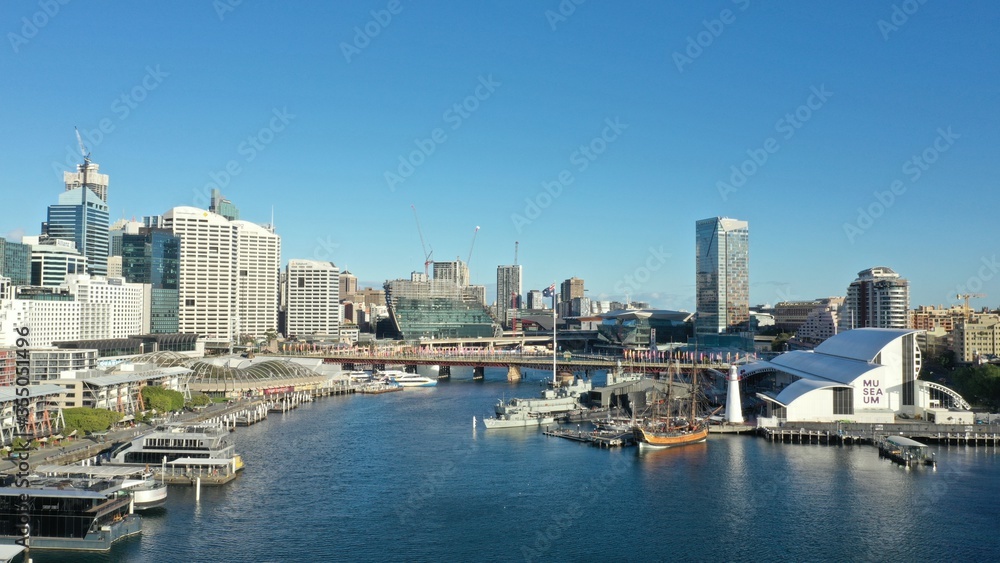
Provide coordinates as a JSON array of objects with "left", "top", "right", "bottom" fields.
[
  {"left": 33, "top": 465, "right": 167, "bottom": 511},
  {"left": 380, "top": 370, "right": 437, "bottom": 387},
  {"left": 632, "top": 422, "right": 709, "bottom": 449},
  {"left": 631, "top": 360, "right": 718, "bottom": 449},
  {"left": 0, "top": 474, "right": 142, "bottom": 551},
  {"left": 482, "top": 402, "right": 556, "bottom": 429}
]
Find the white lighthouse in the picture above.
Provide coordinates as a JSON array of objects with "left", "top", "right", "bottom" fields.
[{"left": 725, "top": 364, "right": 744, "bottom": 424}]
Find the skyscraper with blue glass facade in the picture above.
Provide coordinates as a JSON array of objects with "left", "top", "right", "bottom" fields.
[
  {"left": 45, "top": 186, "right": 109, "bottom": 276},
  {"left": 695, "top": 217, "right": 749, "bottom": 335},
  {"left": 0, "top": 238, "right": 31, "bottom": 285},
  {"left": 122, "top": 228, "right": 180, "bottom": 334}
]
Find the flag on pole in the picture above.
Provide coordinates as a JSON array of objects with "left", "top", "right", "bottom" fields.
[{"left": 542, "top": 283, "right": 556, "bottom": 298}]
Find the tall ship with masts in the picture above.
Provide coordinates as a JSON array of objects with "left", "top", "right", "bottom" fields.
[{"left": 632, "top": 360, "right": 717, "bottom": 449}]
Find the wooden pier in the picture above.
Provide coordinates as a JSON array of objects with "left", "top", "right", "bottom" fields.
[
  {"left": 543, "top": 427, "right": 634, "bottom": 448},
  {"left": 758, "top": 422, "right": 1000, "bottom": 447}
]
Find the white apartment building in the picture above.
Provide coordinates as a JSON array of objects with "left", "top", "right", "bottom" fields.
[
  {"left": 23, "top": 236, "right": 88, "bottom": 287},
  {"left": 0, "top": 297, "right": 82, "bottom": 348},
  {"left": 797, "top": 301, "right": 842, "bottom": 343},
  {"left": 286, "top": 259, "right": 339, "bottom": 338},
  {"left": 63, "top": 274, "right": 143, "bottom": 340},
  {"left": 838, "top": 266, "right": 909, "bottom": 332},
  {"left": 233, "top": 220, "right": 281, "bottom": 340},
  {"left": 163, "top": 207, "right": 238, "bottom": 340}
]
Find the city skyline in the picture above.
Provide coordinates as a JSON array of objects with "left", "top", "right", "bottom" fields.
[{"left": 3, "top": 2, "right": 999, "bottom": 312}]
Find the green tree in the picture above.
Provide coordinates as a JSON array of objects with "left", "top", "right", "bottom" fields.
[
  {"left": 771, "top": 332, "right": 793, "bottom": 352},
  {"left": 189, "top": 393, "right": 212, "bottom": 407},
  {"left": 951, "top": 364, "right": 1000, "bottom": 410},
  {"left": 141, "top": 386, "right": 185, "bottom": 413},
  {"left": 63, "top": 408, "right": 123, "bottom": 434}
]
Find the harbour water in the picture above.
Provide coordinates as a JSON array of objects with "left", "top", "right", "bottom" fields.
[{"left": 34, "top": 368, "right": 1000, "bottom": 562}]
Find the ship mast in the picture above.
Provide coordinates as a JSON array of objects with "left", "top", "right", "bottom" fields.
[{"left": 689, "top": 360, "right": 698, "bottom": 427}]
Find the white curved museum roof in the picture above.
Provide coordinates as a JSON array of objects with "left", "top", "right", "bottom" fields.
[
  {"left": 769, "top": 378, "right": 852, "bottom": 407},
  {"left": 813, "top": 328, "right": 921, "bottom": 362},
  {"left": 769, "top": 350, "right": 882, "bottom": 385},
  {"left": 749, "top": 328, "right": 922, "bottom": 392}
]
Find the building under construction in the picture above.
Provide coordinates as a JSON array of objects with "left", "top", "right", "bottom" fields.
[{"left": 384, "top": 262, "right": 498, "bottom": 341}]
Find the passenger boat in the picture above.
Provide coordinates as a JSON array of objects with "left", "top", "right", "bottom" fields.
[
  {"left": 33, "top": 465, "right": 167, "bottom": 511},
  {"left": 345, "top": 370, "right": 372, "bottom": 383},
  {"left": 379, "top": 370, "right": 437, "bottom": 387},
  {"left": 0, "top": 474, "right": 142, "bottom": 551},
  {"left": 108, "top": 423, "right": 244, "bottom": 473}
]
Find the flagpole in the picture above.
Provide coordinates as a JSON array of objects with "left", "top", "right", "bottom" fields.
[{"left": 552, "top": 283, "right": 557, "bottom": 386}]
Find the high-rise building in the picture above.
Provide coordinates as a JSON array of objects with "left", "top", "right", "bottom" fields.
[
  {"left": 163, "top": 206, "right": 237, "bottom": 340},
  {"left": 122, "top": 228, "right": 181, "bottom": 334},
  {"left": 433, "top": 260, "right": 470, "bottom": 287},
  {"left": 339, "top": 270, "right": 358, "bottom": 301},
  {"left": 209, "top": 189, "right": 240, "bottom": 221},
  {"left": 24, "top": 236, "right": 88, "bottom": 287},
  {"left": 63, "top": 274, "right": 143, "bottom": 340},
  {"left": 108, "top": 219, "right": 143, "bottom": 257},
  {"left": 526, "top": 289, "right": 545, "bottom": 310},
  {"left": 952, "top": 313, "right": 1000, "bottom": 363},
  {"left": 695, "top": 217, "right": 749, "bottom": 334},
  {"left": 496, "top": 265, "right": 522, "bottom": 327},
  {"left": 0, "top": 239, "right": 31, "bottom": 286},
  {"left": 107, "top": 256, "right": 123, "bottom": 277},
  {"left": 560, "top": 277, "right": 584, "bottom": 304},
  {"left": 64, "top": 159, "right": 109, "bottom": 203},
  {"left": 234, "top": 221, "right": 281, "bottom": 340},
  {"left": 45, "top": 186, "right": 109, "bottom": 275},
  {"left": 0, "top": 293, "right": 82, "bottom": 348},
  {"left": 838, "top": 266, "right": 909, "bottom": 331},
  {"left": 286, "top": 259, "right": 339, "bottom": 338}
]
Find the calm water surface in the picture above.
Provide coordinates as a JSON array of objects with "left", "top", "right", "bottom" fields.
[{"left": 34, "top": 368, "right": 1000, "bottom": 562}]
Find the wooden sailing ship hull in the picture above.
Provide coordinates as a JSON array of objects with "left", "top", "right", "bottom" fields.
[{"left": 632, "top": 424, "right": 709, "bottom": 449}]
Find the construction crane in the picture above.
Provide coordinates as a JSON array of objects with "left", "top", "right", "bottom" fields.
[
  {"left": 74, "top": 126, "right": 93, "bottom": 189},
  {"left": 514, "top": 241, "right": 518, "bottom": 266},
  {"left": 466, "top": 226, "right": 480, "bottom": 266},
  {"left": 411, "top": 205, "right": 433, "bottom": 277},
  {"left": 74, "top": 126, "right": 91, "bottom": 161},
  {"left": 957, "top": 293, "right": 986, "bottom": 319}
]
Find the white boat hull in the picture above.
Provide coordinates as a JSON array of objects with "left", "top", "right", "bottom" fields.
[
  {"left": 482, "top": 414, "right": 555, "bottom": 429},
  {"left": 123, "top": 479, "right": 168, "bottom": 510}
]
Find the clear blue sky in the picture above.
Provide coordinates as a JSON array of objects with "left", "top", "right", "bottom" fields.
[{"left": 3, "top": 1, "right": 998, "bottom": 312}]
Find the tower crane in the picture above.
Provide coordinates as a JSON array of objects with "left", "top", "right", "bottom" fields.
[
  {"left": 75, "top": 126, "right": 91, "bottom": 161},
  {"left": 411, "top": 205, "right": 433, "bottom": 277},
  {"left": 957, "top": 293, "right": 986, "bottom": 319},
  {"left": 466, "top": 226, "right": 480, "bottom": 266}
]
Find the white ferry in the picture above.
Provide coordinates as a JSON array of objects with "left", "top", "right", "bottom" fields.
[{"left": 377, "top": 370, "right": 437, "bottom": 387}]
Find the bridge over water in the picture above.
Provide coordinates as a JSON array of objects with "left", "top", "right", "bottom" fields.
[{"left": 277, "top": 351, "right": 732, "bottom": 380}]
